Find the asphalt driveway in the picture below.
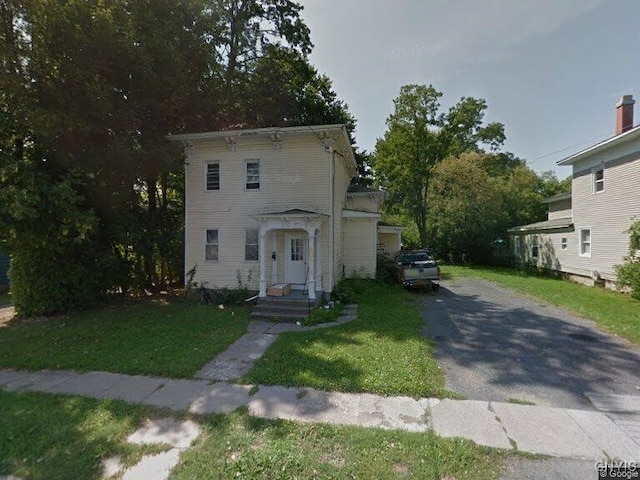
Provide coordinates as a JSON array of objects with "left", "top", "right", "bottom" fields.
[{"left": 421, "top": 278, "right": 640, "bottom": 410}]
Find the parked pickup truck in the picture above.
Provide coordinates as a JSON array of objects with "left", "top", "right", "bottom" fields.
[{"left": 394, "top": 249, "right": 440, "bottom": 291}]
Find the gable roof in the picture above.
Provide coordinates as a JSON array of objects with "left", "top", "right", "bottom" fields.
[{"left": 557, "top": 124, "right": 640, "bottom": 166}]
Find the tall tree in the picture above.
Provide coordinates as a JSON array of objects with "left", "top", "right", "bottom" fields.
[
  {"left": 210, "top": 0, "right": 312, "bottom": 127},
  {"left": 0, "top": 0, "right": 356, "bottom": 314},
  {"left": 374, "top": 84, "right": 506, "bottom": 246},
  {"left": 426, "top": 152, "right": 504, "bottom": 262},
  {"left": 231, "top": 44, "right": 355, "bottom": 130},
  {"left": 537, "top": 170, "right": 572, "bottom": 198}
]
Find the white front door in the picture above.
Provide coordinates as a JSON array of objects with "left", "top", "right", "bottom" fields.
[{"left": 285, "top": 234, "right": 307, "bottom": 287}]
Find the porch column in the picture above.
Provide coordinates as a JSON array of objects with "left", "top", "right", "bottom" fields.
[
  {"left": 271, "top": 232, "right": 278, "bottom": 285},
  {"left": 259, "top": 227, "right": 267, "bottom": 297},
  {"left": 306, "top": 227, "right": 316, "bottom": 300},
  {"left": 315, "top": 229, "right": 321, "bottom": 292}
]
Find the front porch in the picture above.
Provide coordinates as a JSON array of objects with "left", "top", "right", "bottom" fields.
[{"left": 251, "top": 209, "right": 329, "bottom": 301}]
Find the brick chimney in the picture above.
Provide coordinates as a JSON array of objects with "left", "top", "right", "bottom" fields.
[{"left": 616, "top": 95, "right": 635, "bottom": 134}]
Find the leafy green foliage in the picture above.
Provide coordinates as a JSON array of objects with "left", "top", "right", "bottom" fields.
[
  {"left": 373, "top": 84, "right": 506, "bottom": 247},
  {"left": 300, "top": 303, "right": 343, "bottom": 327},
  {"left": 0, "top": 127, "right": 116, "bottom": 315},
  {"left": 375, "top": 251, "right": 397, "bottom": 283},
  {"left": 426, "top": 153, "right": 504, "bottom": 262},
  {"left": 616, "top": 219, "right": 640, "bottom": 300},
  {"left": 0, "top": 0, "right": 354, "bottom": 314}
]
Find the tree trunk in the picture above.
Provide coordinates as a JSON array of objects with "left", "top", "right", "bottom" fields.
[{"left": 143, "top": 176, "right": 158, "bottom": 288}]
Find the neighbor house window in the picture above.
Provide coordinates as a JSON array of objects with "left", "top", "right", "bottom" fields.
[
  {"left": 561, "top": 237, "right": 567, "bottom": 250},
  {"left": 206, "top": 162, "right": 220, "bottom": 190},
  {"left": 245, "top": 160, "right": 260, "bottom": 189},
  {"left": 205, "top": 229, "right": 219, "bottom": 261},
  {"left": 513, "top": 236, "right": 521, "bottom": 255},
  {"left": 593, "top": 168, "right": 604, "bottom": 193},
  {"left": 579, "top": 228, "right": 591, "bottom": 257},
  {"left": 531, "top": 235, "right": 539, "bottom": 260},
  {"left": 245, "top": 228, "right": 259, "bottom": 261}
]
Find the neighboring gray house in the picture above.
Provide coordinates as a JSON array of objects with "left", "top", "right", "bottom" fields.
[{"left": 510, "top": 95, "right": 640, "bottom": 289}]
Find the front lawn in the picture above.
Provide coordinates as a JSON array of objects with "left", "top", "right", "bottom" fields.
[
  {"left": 445, "top": 265, "right": 640, "bottom": 346},
  {"left": 242, "top": 281, "right": 450, "bottom": 398},
  {"left": 0, "top": 390, "right": 158, "bottom": 480},
  {"left": 0, "top": 300, "right": 250, "bottom": 377},
  {"left": 169, "top": 408, "right": 508, "bottom": 480}
]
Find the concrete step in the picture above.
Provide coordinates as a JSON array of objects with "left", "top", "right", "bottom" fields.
[
  {"left": 252, "top": 303, "right": 313, "bottom": 314},
  {"left": 252, "top": 294, "right": 323, "bottom": 322},
  {"left": 258, "top": 297, "right": 322, "bottom": 308},
  {"left": 251, "top": 310, "right": 310, "bottom": 322}
]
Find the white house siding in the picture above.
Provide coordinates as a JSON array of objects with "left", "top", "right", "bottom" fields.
[
  {"left": 571, "top": 150, "right": 640, "bottom": 282},
  {"left": 333, "top": 156, "right": 352, "bottom": 281},
  {"left": 345, "top": 193, "right": 382, "bottom": 213},
  {"left": 547, "top": 198, "right": 572, "bottom": 220},
  {"left": 512, "top": 227, "right": 575, "bottom": 272},
  {"left": 378, "top": 232, "right": 401, "bottom": 256},
  {"left": 342, "top": 217, "right": 377, "bottom": 277},
  {"left": 185, "top": 134, "right": 332, "bottom": 290}
]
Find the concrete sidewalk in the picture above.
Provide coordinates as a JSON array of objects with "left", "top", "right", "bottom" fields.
[{"left": 1, "top": 368, "right": 638, "bottom": 462}]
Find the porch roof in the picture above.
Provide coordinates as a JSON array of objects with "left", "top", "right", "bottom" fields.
[
  {"left": 251, "top": 209, "right": 329, "bottom": 221},
  {"left": 508, "top": 217, "right": 574, "bottom": 233},
  {"left": 377, "top": 225, "right": 405, "bottom": 234}
]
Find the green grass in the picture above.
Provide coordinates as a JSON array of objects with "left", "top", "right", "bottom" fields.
[
  {"left": 242, "top": 281, "right": 450, "bottom": 398},
  {"left": 444, "top": 265, "right": 640, "bottom": 346},
  {"left": 300, "top": 303, "right": 344, "bottom": 327},
  {"left": 0, "top": 389, "right": 159, "bottom": 480},
  {"left": 0, "top": 300, "right": 250, "bottom": 377},
  {"left": 169, "top": 408, "right": 508, "bottom": 480}
]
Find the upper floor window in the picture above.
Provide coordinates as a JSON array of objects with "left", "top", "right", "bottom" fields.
[
  {"left": 579, "top": 228, "right": 591, "bottom": 257},
  {"left": 593, "top": 168, "right": 604, "bottom": 193},
  {"left": 246, "top": 160, "right": 260, "bottom": 190},
  {"left": 560, "top": 237, "right": 567, "bottom": 250},
  {"left": 205, "top": 229, "right": 219, "bottom": 261},
  {"left": 206, "top": 162, "right": 220, "bottom": 190},
  {"left": 245, "top": 228, "right": 259, "bottom": 261}
]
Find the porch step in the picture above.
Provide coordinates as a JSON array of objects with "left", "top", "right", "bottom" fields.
[{"left": 251, "top": 295, "right": 322, "bottom": 322}]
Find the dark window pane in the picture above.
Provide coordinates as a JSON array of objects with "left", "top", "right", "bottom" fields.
[
  {"left": 206, "top": 244, "right": 218, "bottom": 261},
  {"left": 207, "top": 164, "right": 220, "bottom": 190},
  {"left": 245, "top": 244, "right": 258, "bottom": 261},
  {"left": 206, "top": 230, "right": 218, "bottom": 243}
]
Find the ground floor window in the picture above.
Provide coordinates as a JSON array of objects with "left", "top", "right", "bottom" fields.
[
  {"left": 531, "top": 235, "right": 539, "bottom": 260},
  {"left": 579, "top": 228, "right": 591, "bottom": 257},
  {"left": 245, "top": 228, "right": 259, "bottom": 261},
  {"left": 561, "top": 237, "right": 567, "bottom": 250},
  {"left": 206, "top": 229, "right": 219, "bottom": 261}
]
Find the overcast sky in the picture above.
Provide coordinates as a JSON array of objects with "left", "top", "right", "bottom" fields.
[{"left": 297, "top": 0, "right": 639, "bottom": 176}]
